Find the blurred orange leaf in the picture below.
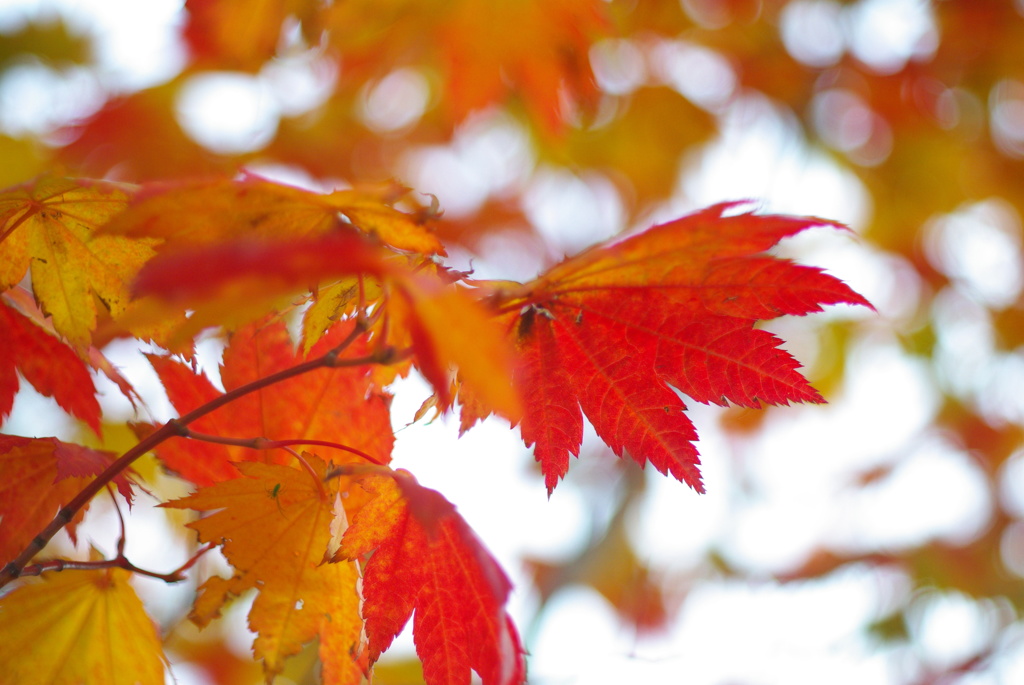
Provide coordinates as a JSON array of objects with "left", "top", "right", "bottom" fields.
[
  {"left": 135, "top": 229, "right": 520, "bottom": 421},
  {"left": 436, "top": 0, "right": 609, "bottom": 133},
  {"left": 550, "top": 87, "right": 716, "bottom": 205},
  {"left": 324, "top": 0, "right": 609, "bottom": 134},
  {"left": 183, "top": 0, "right": 312, "bottom": 71},
  {"left": 390, "top": 274, "right": 521, "bottom": 420},
  {"left": 57, "top": 85, "right": 225, "bottom": 181},
  {"left": 105, "top": 176, "right": 444, "bottom": 255},
  {"left": 129, "top": 229, "right": 386, "bottom": 345}
]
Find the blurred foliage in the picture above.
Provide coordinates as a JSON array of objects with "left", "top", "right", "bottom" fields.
[
  {"left": 3, "top": 0, "right": 1024, "bottom": 682},
  {"left": 0, "top": 18, "right": 90, "bottom": 69}
]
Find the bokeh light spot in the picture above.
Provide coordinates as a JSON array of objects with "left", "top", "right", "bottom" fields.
[{"left": 175, "top": 72, "right": 278, "bottom": 154}]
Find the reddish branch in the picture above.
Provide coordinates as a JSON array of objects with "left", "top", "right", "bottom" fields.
[
  {"left": 0, "top": 319, "right": 404, "bottom": 589},
  {"left": 18, "top": 486, "right": 215, "bottom": 582}
]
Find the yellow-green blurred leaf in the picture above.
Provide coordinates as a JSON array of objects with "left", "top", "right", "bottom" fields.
[{"left": 0, "top": 568, "right": 165, "bottom": 685}]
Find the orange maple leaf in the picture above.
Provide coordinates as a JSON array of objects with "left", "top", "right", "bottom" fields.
[
  {"left": 341, "top": 472, "right": 526, "bottom": 685},
  {"left": 324, "top": 0, "right": 609, "bottom": 134},
  {"left": 183, "top": 0, "right": 308, "bottom": 71},
  {"left": 0, "top": 567, "right": 166, "bottom": 684},
  {"left": 107, "top": 176, "right": 445, "bottom": 346},
  {"left": 0, "top": 436, "right": 132, "bottom": 567},
  {"left": 483, "top": 202, "right": 873, "bottom": 493},
  {"left": 164, "top": 456, "right": 366, "bottom": 684},
  {"left": 148, "top": 317, "right": 393, "bottom": 487},
  {"left": 0, "top": 300, "right": 101, "bottom": 436}
]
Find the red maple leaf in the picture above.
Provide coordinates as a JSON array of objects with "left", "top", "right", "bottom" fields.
[
  {"left": 0, "top": 300, "right": 101, "bottom": 436},
  {"left": 341, "top": 472, "right": 526, "bottom": 685},
  {"left": 148, "top": 317, "right": 393, "bottom": 486},
  {"left": 0, "top": 436, "right": 132, "bottom": 566},
  {"left": 482, "top": 202, "right": 873, "bottom": 493}
]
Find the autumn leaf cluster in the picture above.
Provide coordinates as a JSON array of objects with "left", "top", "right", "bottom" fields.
[
  {"left": 0, "top": 163, "right": 866, "bottom": 682},
  {"left": 23, "top": 0, "right": 1024, "bottom": 682}
]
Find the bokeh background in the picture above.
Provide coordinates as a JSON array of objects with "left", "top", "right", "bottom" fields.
[{"left": 3, "top": 0, "right": 1024, "bottom": 683}]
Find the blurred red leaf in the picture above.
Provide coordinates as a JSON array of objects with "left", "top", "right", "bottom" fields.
[
  {"left": 0, "top": 300, "right": 101, "bottom": 436},
  {"left": 0, "top": 436, "right": 131, "bottom": 566},
  {"left": 58, "top": 86, "right": 225, "bottom": 181}
]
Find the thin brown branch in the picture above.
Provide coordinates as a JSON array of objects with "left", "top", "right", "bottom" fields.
[{"left": 17, "top": 543, "right": 215, "bottom": 584}]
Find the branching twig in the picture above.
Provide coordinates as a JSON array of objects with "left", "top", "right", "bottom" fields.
[
  {"left": 0, "top": 317, "right": 405, "bottom": 588},
  {"left": 17, "top": 543, "right": 214, "bottom": 584}
]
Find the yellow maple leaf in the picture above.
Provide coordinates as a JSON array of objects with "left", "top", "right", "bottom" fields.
[
  {"left": 164, "top": 457, "right": 366, "bottom": 684},
  {"left": 301, "top": 277, "right": 386, "bottom": 355},
  {"left": 0, "top": 176, "right": 157, "bottom": 350},
  {"left": 0, "top": 567, "right": 165, "bottom": 685}
]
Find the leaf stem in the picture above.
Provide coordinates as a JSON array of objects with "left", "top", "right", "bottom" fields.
[
  {"left": 178, "top": 429, "right": 384, "bottom": 466},
  {"left": 323, "top": 462, "right": 396, "bottom": 481},
  {"left": 0, "top": 320, "right": 399, "bottom": 588},
  {"left": 109, "top": 484, "right": 127, "bottom": 557},
  {"left": 283, "top": 448, "right": 329, "bottom": 501}
]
